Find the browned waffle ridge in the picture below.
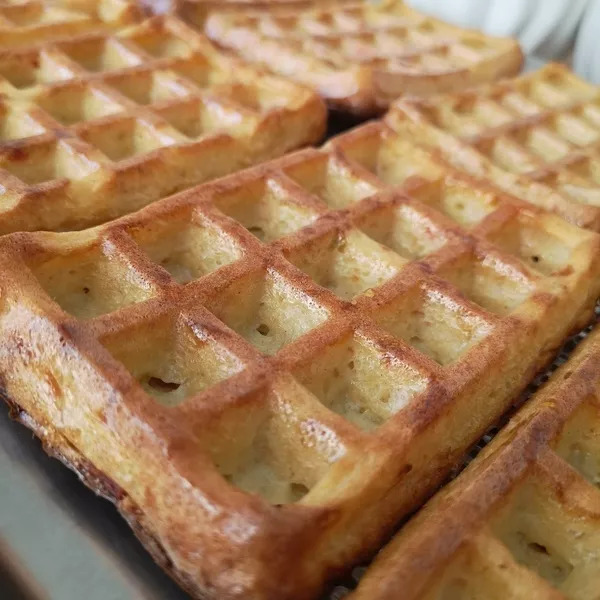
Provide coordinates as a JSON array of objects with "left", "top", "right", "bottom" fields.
[
  {"left": 351, "top": 322, "right": 600, "bottom": 600},
  {"left": 1, "top": 116, "right": 599, "bottom": 598},
  {"left": 140, "top": 0, "right": 339, "bottom": 21},
  {"left": 182, "top": 0, "right": 523, "bottom": 116},
  {"left": 388, "top": 63, "right": 600, "bottom": 231},
  {"left": 0, "top": 12, "right": 325, "bottom": 233}
]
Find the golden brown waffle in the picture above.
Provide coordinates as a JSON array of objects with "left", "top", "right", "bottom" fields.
[
  {"left": 184, "top": 0, "right": 523, "bottom": 116},
  {"left": 388, "top": 63, "right": 600, "bottom": 231},
  {"left": 140, "top": 0, "right": 307, "bottom": 17},
  {"left": 352, "top": 323, "right": 600, "bottom": 600},
  {"left": 186, "top": 0, "right": 326, "bottom": 6},
  {"left": 166, "top": 0, "right": 352, "bottom": 12},
  {"left": 0, "top": 14, "right": 325, "bottom": 233},
  {"left": 0, "top": 0, "right": 142, "bottom": 47},
  {"left": 1, "top": 118, "right": 599, "bottom": 599}
]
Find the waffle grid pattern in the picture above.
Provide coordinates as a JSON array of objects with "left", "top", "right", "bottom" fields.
[
  {"left": 191, "top": 0, "right": 522, "bottom": 115},
  {"left": 324, "top": 307, "right": 599, "bottom": 598},
  {"left": 389, "top": 63, "right": 600, "bottom": 231},
  {"left": 0, "top": 0, "right": 141, "bottom": 46},
  {"left": 352, "top": 321, "right": 600, "bottom": 600},
  {"left": 0, "top": 13, "right": 325, "bottom": 233},
  {"left": 1, "top": 117, "right": 599, "bottom": 598}
]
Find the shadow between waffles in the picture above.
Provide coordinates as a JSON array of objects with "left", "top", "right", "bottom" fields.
[{"left": 326, "top": 111, "right": 368, "bottom": 139}]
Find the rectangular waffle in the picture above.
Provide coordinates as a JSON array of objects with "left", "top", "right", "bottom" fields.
[
  {"left": 352, "top": 322, "right": 600, "bottom": 600},
  {"left": 181, "top": 0, "right": 523, "bottom": 116},
  {"left": 1, "top": 118, "right": 599, "bottom": 599},
  {"left": 387, "top": 63, "right": 600, "bottom": 231},
  {"left": 0, "top": 13, "right": 325, "bottom": 233}
]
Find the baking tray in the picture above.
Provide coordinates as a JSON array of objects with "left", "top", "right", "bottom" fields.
[{"left": 0, "top": 53, "right": 580, "bottom": 600}]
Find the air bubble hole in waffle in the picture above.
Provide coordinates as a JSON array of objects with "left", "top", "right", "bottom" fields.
[
  {"left": 179, "top": 0, "right": 523, "bottom": 116},
  {"left": 388, "top": 63, "right": 600, "bottom": 231},
  {"left": 1, "top": 113, "right": 599, "bottom": 599},
  {"left": 0, "top": 12, "right": 326, "bottom": 233}
]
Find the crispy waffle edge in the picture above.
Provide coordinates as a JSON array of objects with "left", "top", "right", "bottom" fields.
[{"left": 1, "top": 390, "right": 212, "bottom": 600}]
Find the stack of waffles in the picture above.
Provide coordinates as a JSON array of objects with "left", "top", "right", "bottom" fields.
[
  {"left": 178, "top": 0, "right": 524, "bottom": 115},
  {"left": 0, "top": 2, "right": 599, "bottom": 600}
]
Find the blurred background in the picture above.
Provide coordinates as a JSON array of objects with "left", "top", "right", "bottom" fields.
[{"left": 408, "top": 0, "right": 600, "bottom": 82}]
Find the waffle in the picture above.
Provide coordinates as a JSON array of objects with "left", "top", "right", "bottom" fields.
[
  {"left": 1, "top": 118, "right": 598, "bottom": 599},
  {"left": 352, "top": 322, "right": 600, "bottom": 600},
  {"left": 387, "top": 63, "right": 600, "bottom": 231},
  {"left": 0, "top": 0, "right": 142, "bottom": 47},
  {"left": 183, "top": 0, "right": 523, "bottom": 116},
  {"left": 0, "top": 14, "right": 325, "bottom": 233},
  {"left": 139, "top": 0, "right": 319, "bottom": 17}
]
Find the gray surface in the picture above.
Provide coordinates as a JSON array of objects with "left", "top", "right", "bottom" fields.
[
  {"left": 524, "top": 54, "right": 546, "bottom": 71},
  {"left": 0, "top": 407, "right": 190, "bottom": 600}
]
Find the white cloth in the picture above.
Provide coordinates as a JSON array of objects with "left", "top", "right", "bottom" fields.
[{"left": 408, "top": 0, "right": 600, "bottom": 82}]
